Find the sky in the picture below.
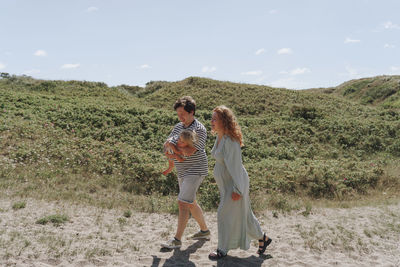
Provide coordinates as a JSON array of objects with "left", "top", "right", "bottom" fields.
[{"left": 1, "top": 0, "right": 399, "bottom": 89}]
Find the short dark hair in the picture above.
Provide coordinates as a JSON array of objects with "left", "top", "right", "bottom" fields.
[{"left": 174, "top": 96, "right": 196, "bottom": 115}]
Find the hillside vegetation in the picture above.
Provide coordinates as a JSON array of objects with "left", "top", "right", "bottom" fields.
[
  {"left": 316, "top": 75, "right": 400, "bottom": 108},
  {"left": 0, "top": 74, "right": 399, "bottom": 212}
]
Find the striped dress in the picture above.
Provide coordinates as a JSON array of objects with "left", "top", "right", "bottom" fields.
[{"left": 168, "top": 119, "right": 208, "bottom": 179}]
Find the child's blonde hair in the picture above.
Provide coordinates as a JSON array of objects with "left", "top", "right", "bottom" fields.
[{"left": 179, "top": 129, "right": 198, "bottom": 147}]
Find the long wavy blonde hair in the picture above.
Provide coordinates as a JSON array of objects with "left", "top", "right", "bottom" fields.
[{"left": 213, "top": 105, "right": 244, "bottom": 147}]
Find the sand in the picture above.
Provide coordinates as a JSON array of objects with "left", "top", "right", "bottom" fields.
[{"left": 1, "top": 197, "right": 399, "bottom": 267}]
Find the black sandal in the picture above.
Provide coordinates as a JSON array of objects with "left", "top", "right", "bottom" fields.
[
  {"left": 209, "top": 249, "right": 226, "bottom": 260},
  {"left": 257, "top": 233, "right": 272, "bottom": 255}
]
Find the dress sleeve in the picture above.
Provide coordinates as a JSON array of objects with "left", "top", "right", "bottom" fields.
[{"left": 223, "top": 137, "right": 246, "bottom": 195}]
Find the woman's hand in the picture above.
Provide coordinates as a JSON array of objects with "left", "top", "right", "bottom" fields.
[{"left": 231, "top": 192, "right": 241, "bottom": 201}]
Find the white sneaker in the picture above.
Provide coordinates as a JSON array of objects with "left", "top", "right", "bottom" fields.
[{"left": 161, "top": 238, "right": 182, "bottom": 249}]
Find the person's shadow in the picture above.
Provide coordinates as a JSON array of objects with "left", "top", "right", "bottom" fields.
[
  {"left": 215, "top": 253, "right": 272, "bottom": 267},
  {"left": 151, "top": 239, "right": 206, "bottom": 267}
]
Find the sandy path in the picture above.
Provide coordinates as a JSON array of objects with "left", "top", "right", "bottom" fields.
[{"left": 1, "top": 197, "right": 399, "bottom": 266}]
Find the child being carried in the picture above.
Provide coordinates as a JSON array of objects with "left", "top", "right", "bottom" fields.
[{"left": 162, "top": 129, "right": 198, "bottom": 176}]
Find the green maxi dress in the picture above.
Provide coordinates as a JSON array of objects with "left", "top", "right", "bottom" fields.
[{"left": 211, "top": 135, "right": 263, "bottom": 254}]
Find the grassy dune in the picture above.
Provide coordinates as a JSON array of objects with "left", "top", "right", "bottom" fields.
[
  {"left": 0, "top": 74, "right": 399, "bottom": 212},
  {"left": 316, "top": 75, "right": 400, "bottom": 108}
]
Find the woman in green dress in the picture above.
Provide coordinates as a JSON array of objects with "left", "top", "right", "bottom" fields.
[{"left": 208, "top": 105, "right": 272, "bottom": 260}]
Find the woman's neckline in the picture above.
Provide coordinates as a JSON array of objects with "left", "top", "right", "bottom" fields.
[
  {"left": 216, "top": 134, "right": 226, "bottom": 149},
  {"left": 182, "top": 118, "right": 196, "bottom": 128}
]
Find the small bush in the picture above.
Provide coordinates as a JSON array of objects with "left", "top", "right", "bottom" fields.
[
  {"left": 301, "top": 202, "right": 312, "bottom": 217},
  {"left": 198, "top": 180, "right": 220, "bottom": 211},
  {"left": 363, "top": 136, "right": 383, "bottom": 152},
  {"left": 123, "top": 210, "right": 132, "bottom": 218},
  {"left": 118, "top": 217, "right": 127, "bottom": 226},
  {"left": 268, "top": 194, "right": 299, "bottom": 212},
  {"left": 121, "top": 164, "right": 178, "bottom": 195},
  {"left": 388, "top": 140, "right": 400, "bottom": 156},
  {"left": 290, "top": 105, "right": 320, "bottom": 121},
  {"left": 33, "top": 81, "right": 57, "bottom": 92},
  {"left": 36, "top": 214, "right": 69, "bottom": 226},
  {"left": 12, "top": 201, "right": 26, "bottom": 210}
]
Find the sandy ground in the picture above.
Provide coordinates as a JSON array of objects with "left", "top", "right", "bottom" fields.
[{"left": 1, "top": 197, "right": 400, "bottom": 267}]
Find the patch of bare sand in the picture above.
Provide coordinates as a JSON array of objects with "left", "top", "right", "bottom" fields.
[{"left": 1, "top": 197, "right": 400, "bottom": 266}]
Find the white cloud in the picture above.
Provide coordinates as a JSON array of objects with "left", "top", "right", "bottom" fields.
[
  {"left": 34, "top": 50, "right": 47, "bottom": 56},
  {"left": 384, "top": 43, "right": 395, "bottom": 49},
  {"left": 339, "top": 66, "right": 373, "bottom": 80},
  {"left": 344, "top": 38, "right": 361, "bottom": 44},
  {"left": 253, "top": 76, "right": 267, "bottom": 83},
  {"left": 277, "top": 48, "right": 293, "bottom": 55},
  {"left": 255, "top": 48, "right": 265, "bottom": 55},
  {"left": 23, "top": 69, "right": 41, "bottom": 75},
  {"left": 139, "top": 64, "right": 151, "bottom": 69},
  {"left": 202, "top": 66, "right": 216, "bottom": 73},
  {"left": 87, "top": 6, "right": 99, "bottom": 12},
  {"left": 340, "top": 66, "right": 360, "bottom": 78},
  {"left": 0, "top": 63, "right": 5, "bottom": 70},
  {"left": 290, "top": 68, "right": 311, "bottom": 75},
  {"left": 269, "top": 9, "right": 278, "bottom": 14},
  {"left": 61, "top": 63, "right": 80, "bottom": 69},
  {"left": 390, "top": 66, "right": 400, "bottom": 72},
  {"left": 346, "top": 66, "right": 358, "bottom": 76},
  {"left": 382, "top": 21, "right": 400, "bottom": 29},
  {"left": 268, "top": 77, "right": 306, "bottom": 89},
  {"left": 241, "top": 70, "right": 262, "bottom": 76},
  {"left": 279, "top": 68, "right": 311, "bottom": 76}
]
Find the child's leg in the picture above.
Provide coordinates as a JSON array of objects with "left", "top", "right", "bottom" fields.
[{"left": 162, "top": 159, "right": 174, "bottom": 175}]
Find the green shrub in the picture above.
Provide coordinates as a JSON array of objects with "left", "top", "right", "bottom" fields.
[
  {"left": 389, "top": 140, "right": 400, "bottom": 156},
  {"left": 12, "top": 201, "right": 26, "bottom": 210},
  {"left": 363, "top": 136, "right": 383, "bottom": 152},
  {"left": 198, "top": 179, "right": 220, "bottom": 210},
  {"left": 290, "top": 105, "right": 320, "bottom": 121},
  {"left": 1, "top": 75, "right": 399, "bottom": 213},
  {"left": 36, "top": 214, "right": 69, "bottom": 226},
  {"left": 123, "top": 210, "right": 132, "bottom": 218},
  {"left": 33, "top": 81, "right": 57, "bottom": 92},
  {"left": 121, "top": 164, "right": 178, "bottom": 195}
]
